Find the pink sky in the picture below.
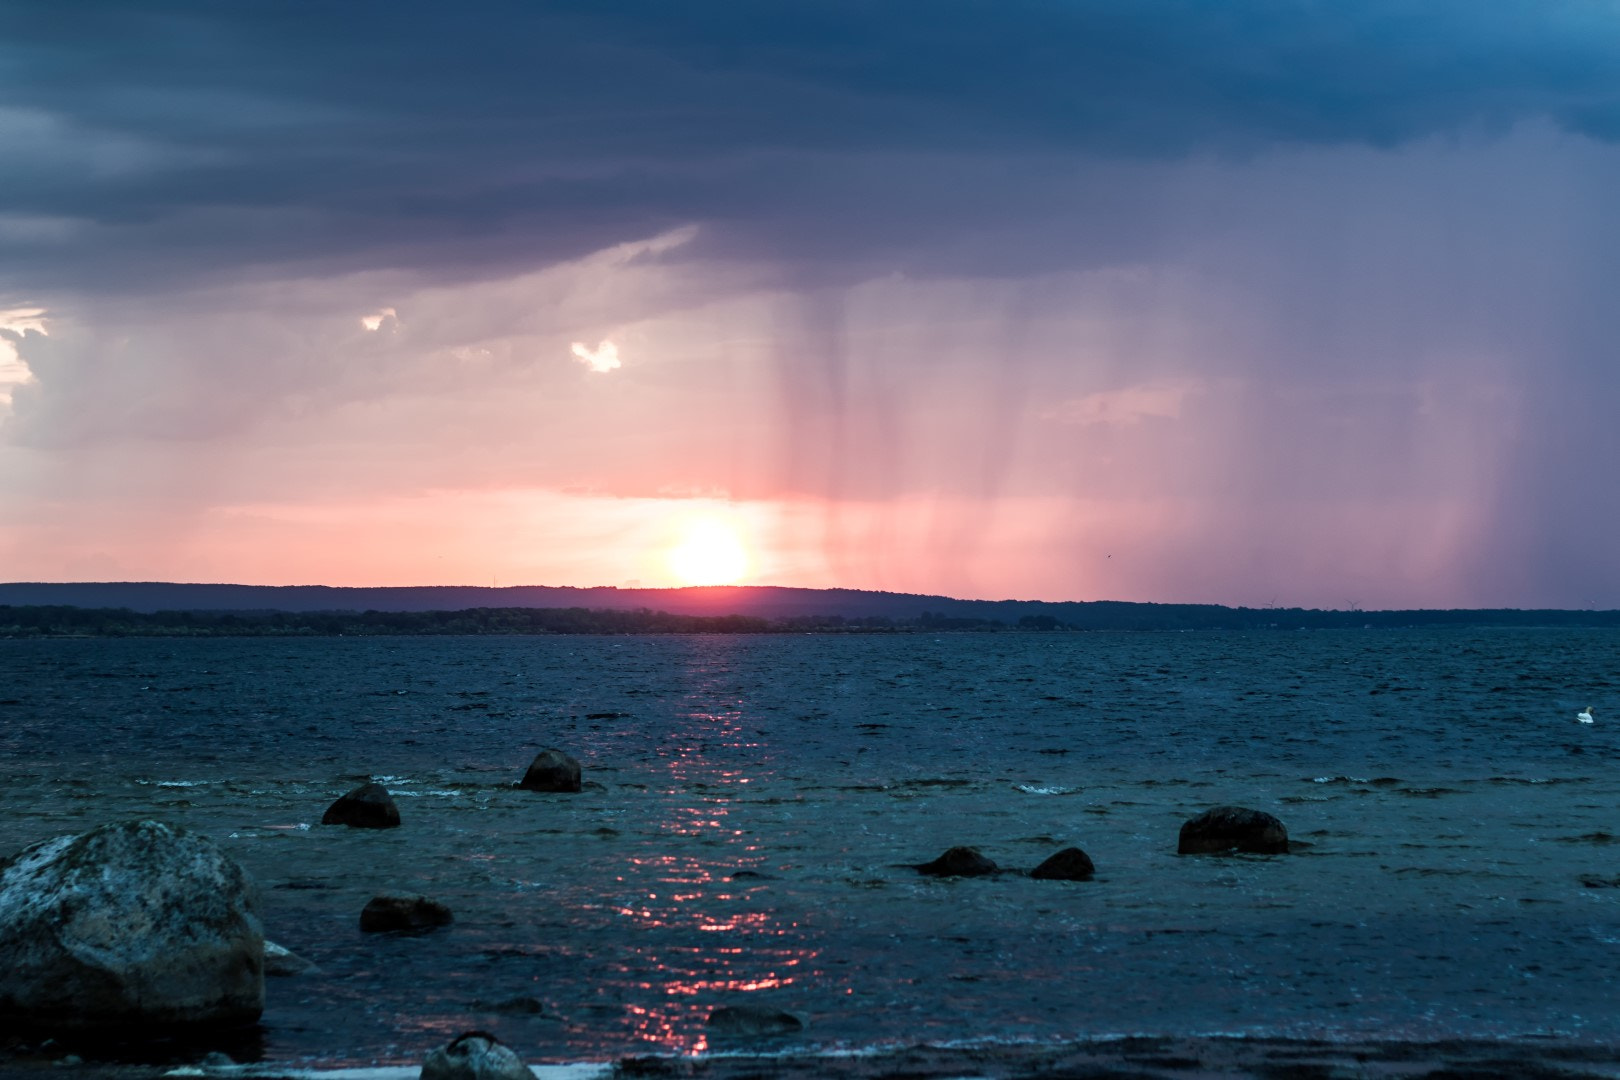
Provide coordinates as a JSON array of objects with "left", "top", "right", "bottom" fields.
[{"left": 4, "top": 7, "right": 1619, "bottom": 609}]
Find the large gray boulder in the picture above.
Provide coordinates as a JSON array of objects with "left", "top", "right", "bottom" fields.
[
  {"left": 518, "top": 748, "right": 582, "bottom": 793},
  {"left": 0, "top": 819, "right": 264, "bottom": 1034},
  {"left": 1178, "top": 806, "right": 1289, "bottom": 855},
  {"left": 421, "top": 1030, "right": 533, "bottom": 1080}
]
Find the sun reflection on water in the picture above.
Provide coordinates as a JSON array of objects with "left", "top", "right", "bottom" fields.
[{"left": 606, "top": 645, "right": 822, "bottom": 1053}]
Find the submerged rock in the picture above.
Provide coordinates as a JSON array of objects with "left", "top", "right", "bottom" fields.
[
  {"left": 0, "top": 819, "right": 264, "bottom": 1034},
  {"left": 470, "top": 995, "right": 548, "bottom": 1015},
  {"left": 321, "top": 782, "right": 401, "bottom": 828},
  {"left": 706, "top": 1004, "right": 805, "bottom": 1036},
  {"left": 1178, "top": 806, "right": 1289, "bottom": 855},
  {"left": 360, "top": 894, "right": 454, "bottom": 933},
  {"left": 1029, "top": 846, "right": 1096, "bottom": 881},
  {"left": 263, "top": 940, "right": 318, "bottom": 976},
  {"left": 914, "top": 846, "right": 998, "bottom": 877},
  {"left": 519, "top": 748, "right": 582, "bottom": 793},
  {"left": 421, "top": 1030, "right": 533, "bottom": 1080}
]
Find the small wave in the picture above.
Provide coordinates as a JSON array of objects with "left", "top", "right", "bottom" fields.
[
  {"left": 392, "top": 789, "right": 464, "bottom": 797},
  {"left": 1014, "top": 784, "right": 1082, "bottom": 796},
  {"left": 227, "top": 823, "right": 310, "bottom": 838},
  {"left": 1485, "top": 776, "right": 1590, "bottom": 786},
  {"left": 137, "top": 778, "right": 218, "bottom": 788},
  {"left": 1310, "top": 776, "right": 1401, "bottom": 786}
]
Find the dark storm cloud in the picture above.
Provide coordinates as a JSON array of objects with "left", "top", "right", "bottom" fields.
[{"left": 3, "top": 0, "right": 1616, "bottom": 293}]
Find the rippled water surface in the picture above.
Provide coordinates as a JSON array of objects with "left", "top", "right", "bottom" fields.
[{"left": 2, "top": 629, "right": 1619, "bottom": 1064}]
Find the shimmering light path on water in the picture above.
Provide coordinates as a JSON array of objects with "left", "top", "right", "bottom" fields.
[{"left": 1, "top": 629, "right": 1617, "bottom": 1064}]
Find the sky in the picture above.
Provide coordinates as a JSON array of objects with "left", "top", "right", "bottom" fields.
[{"left": 3, "top": 0, "right": 1619, "bottom": 609}]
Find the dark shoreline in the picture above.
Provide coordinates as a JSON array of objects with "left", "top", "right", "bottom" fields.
[
  {"left": 5, "top": 602, "right": 1620, "bottom": 638},
  {"left": 8, "top": 1037, "right": 1620, "bottom": 1080}
]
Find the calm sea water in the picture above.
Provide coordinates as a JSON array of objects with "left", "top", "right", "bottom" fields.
[{"left": 1, "top": 629, "right": 1618, "bottom": 1065}]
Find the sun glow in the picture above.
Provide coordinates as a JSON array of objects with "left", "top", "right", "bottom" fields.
[{"left": 668, "top": 517, "right": 750, "bottom": 586}]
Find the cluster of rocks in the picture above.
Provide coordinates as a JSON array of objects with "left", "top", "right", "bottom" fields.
[
  {"left": 315, "top": 747, "right": 585, "bottom": 834},
  {"left": 0, "top": 745, "right": 582, "bottom": 1052},
  {"left": 911, "top": 806, "right": 1290, "bottom": 880},
  {"left": 0, "top": 734, "right": 1290, "bottom": 1075}
]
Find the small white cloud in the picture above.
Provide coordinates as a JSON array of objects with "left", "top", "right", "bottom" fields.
[
  {"left": 571, "top": 339, "right": 621, "bottom": 373},
  {"left": 360, "top": 306, "right": 397, "bottom": 332},
  {"left": 0, "top": 306, "right": 46, "bottom": 410}
]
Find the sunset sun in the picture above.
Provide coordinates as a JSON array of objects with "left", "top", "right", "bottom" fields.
[{"left": 667, "top": 517, "right": 750, "bottom": 586}]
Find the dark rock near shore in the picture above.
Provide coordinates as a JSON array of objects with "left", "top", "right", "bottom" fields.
[
  {"left": 706, "top": 1004, "right": 805, "bottom": 1037},
  {"left": 0, "top": 819, "right": 264, "bottom": 1034},
  {"left": 519, "top": 748, "right": 582, "bottom": 793},
  {"left": 321, "top": 782, "right": 401, "bottom": 828},
  {"left": 1030, "top": 847, "right": 1096, "bottom": 880},
  {"left": 421, "top": 1030, "right": 533, "bottom": 1080},
  {"left": 359, "top": 893, "right": 453, "bottom": 933},
  {"left": 914, "top": 846, "right": 998, "bottom": 877},
  {"left": 1178, "top": 806, "right": 1289, "bottom": 855}
]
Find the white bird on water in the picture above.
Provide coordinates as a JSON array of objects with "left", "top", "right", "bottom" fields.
[{"left": 1578, "top": 706, "right": 1596, "bottom": 724}]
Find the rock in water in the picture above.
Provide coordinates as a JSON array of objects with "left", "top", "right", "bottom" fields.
[
  {"left": 1177, "top": 806, "right": 1289, "bottom": 855},
  {"left": 519, "top": 748, "right": 582, "bottom": 793},
  {"left": 914, "top": 846, "right": 998, "bottom": 877},
  {"left": 1030, "top": 846, "right": 1096, "bottom": 880},
  {"left": 0, "top": 819, "right": 264, "bottom": 1034},
  {"left": 263, "top": 940, "right": 318, "bottom": 976},
  {"left": 321, "top": 782, "right": 401, "bottom": 828},
  {"left": 360, "top": 893, "right": 454, "bottom": 933},
  {"left": 706, "top": 1004, "right": 805, "bottom": 1036},
  {"left": 421, "top": 1030, "right": 533, "bottom": 1080}
]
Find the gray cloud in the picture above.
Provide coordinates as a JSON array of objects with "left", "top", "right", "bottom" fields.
[
  {"left": 5, "top": 2, "right": 1620, "bottom": 607},
  {"left": 3, "top": 1, "right": 1618, "bottom": 294}
]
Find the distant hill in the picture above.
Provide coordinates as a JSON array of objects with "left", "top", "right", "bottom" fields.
[
  {"left": 0, "top": 581, "right": 1067, "bottom": 619},
  {"left": 0, "top": 581, "right": 1617, "bottom": 633}
]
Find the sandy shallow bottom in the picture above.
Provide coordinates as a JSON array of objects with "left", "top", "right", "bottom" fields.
[{"left": 9, "top": 1038, "right": 1620, "bottom": 1080}]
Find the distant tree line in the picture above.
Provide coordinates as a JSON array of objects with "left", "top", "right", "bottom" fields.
[
  {"left": 0, "top": 603, "right": 1617, "bottom": 638},
  {"left": 0, "top": 605, "right": 915, "bottom": 637}
]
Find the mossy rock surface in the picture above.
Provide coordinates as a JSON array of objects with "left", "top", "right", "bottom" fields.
[{"left": 0, "top": 819, "right": 264, "bottom": 1034}]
